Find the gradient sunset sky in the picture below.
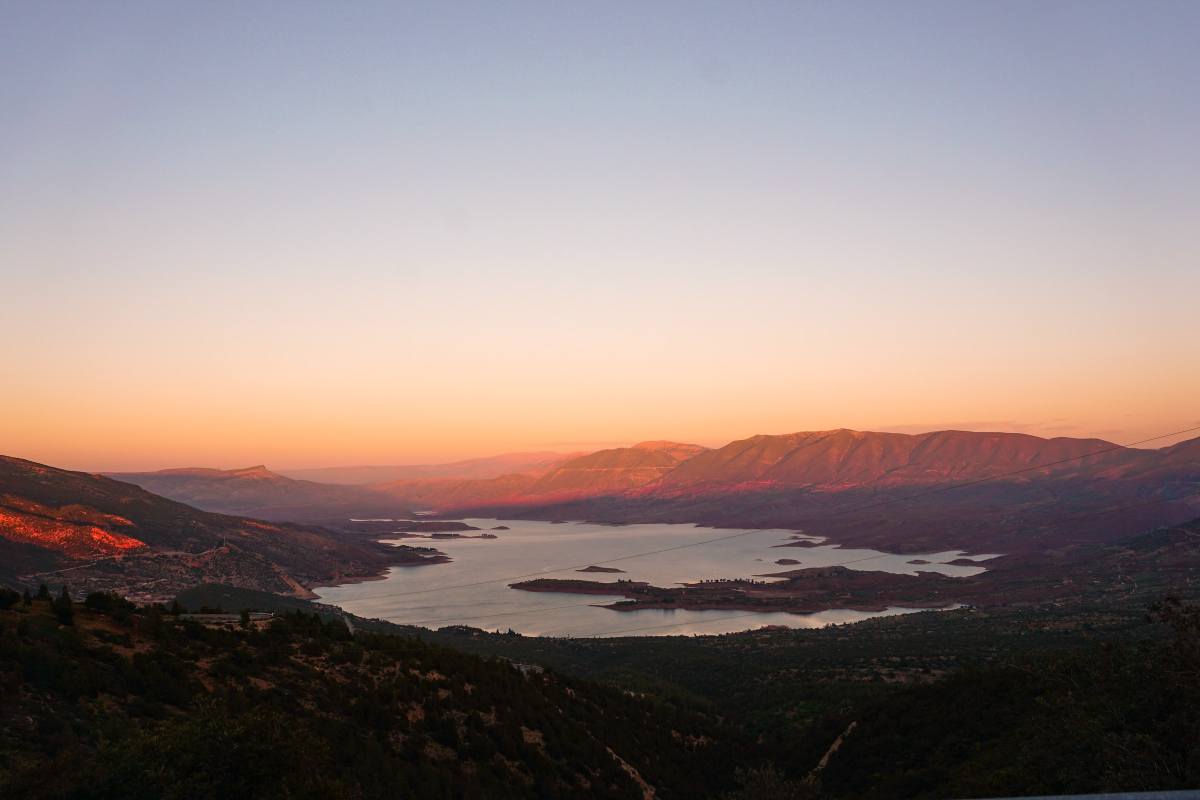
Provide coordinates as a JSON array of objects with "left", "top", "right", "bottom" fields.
[{"left": 3, "top": 1, "right": 1198, "bottom": 471}]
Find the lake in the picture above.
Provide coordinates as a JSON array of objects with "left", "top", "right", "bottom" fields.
[{"left": 314, "top": 519, "right": 998, "bottom": 637}]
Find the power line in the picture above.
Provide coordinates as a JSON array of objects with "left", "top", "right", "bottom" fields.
[{"left": 333, "top": 423, "right": 1199, "bottom": 605}]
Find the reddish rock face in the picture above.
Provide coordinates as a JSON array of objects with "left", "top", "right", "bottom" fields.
[{"left": 0, "top": 494, "right": 146, "bottom": 558}]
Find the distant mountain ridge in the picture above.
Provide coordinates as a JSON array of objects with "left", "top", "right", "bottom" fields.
[
  {"left": 97, "top": 429, "right": 1200, "bottom": 554},
  {"left": 371, "top": 428, "right": 1195, "bottom": 508},
  {"left": 366, "top": 442, "right": 707, "bottom": 508},
  {"left": 473, "top": 441, "right": 706, "bottom": 499},
  {"left": 653, "top": 429, "right": 1139, "bottom": 493},
  {"left": 384, "top": 428, "right": 1200, "bottom": 553},
  {"left": 106, "top": 464, "right": 405, "bottom": 522},
  {"left": 281, "top": 451, "right": 575, "bottom": 485}
]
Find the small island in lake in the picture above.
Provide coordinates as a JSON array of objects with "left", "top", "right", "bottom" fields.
[
  {"left": 395, "top": 520, "right": 480, "bottom": 533},
  {"left": 390, "top": 544, "right": 452, "bottom": 567},
  {"left": 576, "top": 565, "right": 625, "bottom": 573},
  {"left": 511, "top": 567, "right": 968, "bottom": 614}
]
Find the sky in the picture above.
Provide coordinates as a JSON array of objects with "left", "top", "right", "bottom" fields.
[{"left": 2, "top": 1, "right": 1198, "bottom": 471}]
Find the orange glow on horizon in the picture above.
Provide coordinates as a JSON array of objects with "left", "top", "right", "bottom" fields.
[{"left": 3, "top": 1, "right": 1197, "bottom": 474}]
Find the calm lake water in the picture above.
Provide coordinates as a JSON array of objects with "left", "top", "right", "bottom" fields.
[{"left": 314, "top": 519, "right": 998, "bottom": 638}]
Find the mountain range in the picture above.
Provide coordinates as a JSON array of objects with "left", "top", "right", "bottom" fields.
[
  {"left": 104, "top": 428, "right": 1200, "bottom": 551},
  {"left": 653, "top": 429, "right": 1137, "bottom": 490},
  {"left": 120, "top": 428, "right": 1197, "bottom": 508},
  {"left": 478, "top": 429, "right": 1200, "bottom": 552},
  {"left": 105, "top": 440, "right": 710, "bottom": 520}
]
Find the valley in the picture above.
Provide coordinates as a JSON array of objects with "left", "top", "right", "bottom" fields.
[
  {"left": 7, "top": 427, "right": 1199, "bottom": 630},
  {"left": 10, "top": 6, "right": 1199, "bottom": 795}
]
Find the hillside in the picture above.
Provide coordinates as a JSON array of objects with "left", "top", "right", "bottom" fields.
[
  {"left": 656, "top": 429, "right": 1139, "bottom": 491},
  {"left": 524, "top": 442, "right": 708, "bottom": 498},
  {"left": 0, "top": 596, "right": 738, "bottom": 799},
  {"left": 4, "top": 562, "right": 1199, "bottom": 798},
  {"left": 809, "top": 595, "right": 1200, "bottom": 798},
  {"left": 0, "top": 456, "right": 426, "bottom": 602},
  {"left": 458, "top": 431, "right": 1200, "bottom": 553},
  {"left": 374, "top": 472, "right": 541, "bottom": 510}
]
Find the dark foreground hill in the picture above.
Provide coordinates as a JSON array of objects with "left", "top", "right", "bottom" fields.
[
  {"left": 0, "top": 595, "right": 737, "bottom": 799},
  {"left": 2, "top": 582, "right": 1199, "bottom": 798},
  {"left": 811, "top": 604, "right": 1200, "bottom": 799}
]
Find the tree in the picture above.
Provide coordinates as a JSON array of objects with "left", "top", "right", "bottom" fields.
[
  {"left": 36, "top": 583, "right": 50, "bottom": 601},
  {"left": 53, "top": 585, "right": 74, "bottom": 626},
  {"left": 240, "top": 609, "right": 251, "bottom": 628},
  {"left": 0, "top": 588, "right": 20, "bottom": 610},
  {"left": 85, "top": 591, "right": 136, "bottom": 622},
  {"left": 141, "top": 606, "right": 165, "bottom": 638},
  {"left": 22, "top": 588, "right": 32, "bottom": 606}
]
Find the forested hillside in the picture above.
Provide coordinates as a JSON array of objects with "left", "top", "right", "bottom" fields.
[
  {"left": 0, "top": 593, "right": 741, "bottom": 799},
  {"left": 4, "top": 583, "right": 1199, "bottom": 798}
]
